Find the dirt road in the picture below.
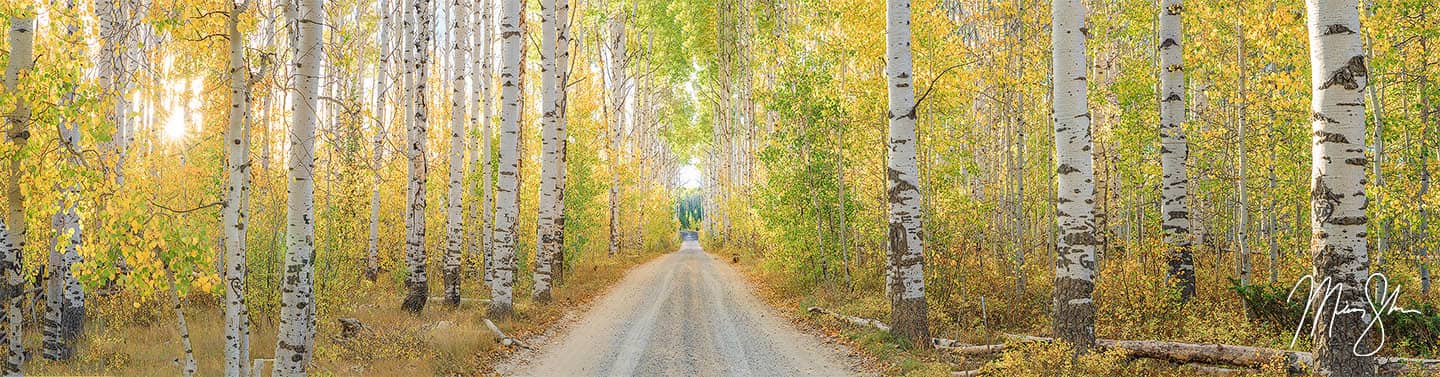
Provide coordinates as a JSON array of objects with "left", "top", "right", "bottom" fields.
[{"left": 500, "top": 240, "right": 861, "bottom": 377}]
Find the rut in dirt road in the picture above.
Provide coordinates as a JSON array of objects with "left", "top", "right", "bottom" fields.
[{"left": 505, "top": 240, "right": 861, "bottom": 377}]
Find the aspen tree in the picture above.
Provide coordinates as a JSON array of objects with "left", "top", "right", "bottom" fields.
[
  {"left": 1158, "top": 0, "right": 1195, "bottom": 300},
  {"left": 1, "top": 16, "right": 33, "bottom": 376},
  {"left": 401, "top": 0, "right": 435, "bottom": 314},
  {"left": 533, "top": 0, "right": 567, "bottom": 301},
  {"left": 489, "top": 0, "right": 525, "bottom": 318},
  {"left": 884, "top": 0, "right": 930, "bottom": 347},
  {"left": 443, "top": 0, "right": 470, "bottom": 307},
  {"left": 273, "top": 0, "right": 322, "bottom": 373},
  {"left": 1051, "top": 0, "right": 1099, "bottom": 353},
  {"left": 221, "top": 1, "right": 254, "bottom": 374},
  {"left": 473, "top": 0, "right": 497, "bottom": 289},
  {"left": 367, "top": 0, "right": 396, "bottom": 283},
  {"left": 1304, "top": 0, "right": 1375, "bottom": 373}
]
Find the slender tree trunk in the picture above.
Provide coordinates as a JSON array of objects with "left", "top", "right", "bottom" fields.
[
  {"left": 0, "top": 220, "right": 15, "bottom": 377},
  {"left": 261, "top": 1, "right": 277, "bottom": 174},
  {"left": 273, "top": 0, "right": 322, "bottom": 374},
  {"left": 474, "top": 0, "right": 497, "bottom": 290},
  {"left": 1362, "top": 4, "right": 1386, "bottom": 268},
  {"left": 43, "top": 1, "right": 86, "bottom": 362},
  {"left": 606, "top": 12, "right": 627, "bottom": 257},
  {"left": 221, "top": 3, "right": 254, "bottom": 375},
  {"left": 464, "top": 0, "right": 481, "bottom": 278},
  {"left": 99, "top": 0, "right": 134, "bottom": 187},
  {"left": 401, "top": 0, "right": 434, "bottom": 314},
  {"left": 1268, "top": 94, "right": 1280, "bottom": 285},
  {"left": 1236, "top": 21, "right": 1252, "bottom": 287},
  {"left": 163, "top": 261, "right": 197, "bottom": 377},
  {"left": 489, "top": 0, "right": 525, "bottom": 318},
  {"left": 1, "top": 16, "right": 33, "bottom": 376},
  {"left": 551, "top": 0, "right": 572, "bottom": 285},
  {"left": 836, "top": 126, "right": 852, "bottom": 289},
  {"left": 1304, "top": 0, "right": 1375, "bottom": 374},
  {"left": 1420, "top": 42, "right": 1432, "bottom": 295},
  {"left": 533, "top": 0, "right": 569, "bottom": 302},
  {"left": 884, "top": 0, "right": 930, "bottom": 347},
  {"left": 1158, "top": 0, "right": 1194, "bottom": 300},
  {"left": 1051, "top": 0, "right": 1098, "bottom": 352},
  {"left": 367, "top": 0, "right": 395, "bottom": 283},
  {"left": 443, "top": 0, "right": 470, "bottom": 307}
]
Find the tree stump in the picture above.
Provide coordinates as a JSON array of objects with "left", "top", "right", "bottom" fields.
[{"left": 338, "top": 317, "right": 365, "bottom": 339}]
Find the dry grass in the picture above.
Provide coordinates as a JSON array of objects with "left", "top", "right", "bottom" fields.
[
  {"left": 25, "top": 252, "right": 660, "bottom": 376},
  {"left": 725, "top": 242, "right": 1340, "bottom": 377}
]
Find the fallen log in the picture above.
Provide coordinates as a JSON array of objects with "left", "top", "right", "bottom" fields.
[
  {"left": 931, "top": 337, "right": 973, "bottom": 348},
  {"left": 483, "top": 318, "right": 530, "bottom": 349},
  {"left": 951, "top": 369, "right": 981, "bottom": 377},
  {"left": 1097, "top": 338, "right": 1311, "bottom": 372},
  {"left": 1184, "top": 363, "right": 1252, "bottom": 376},
  {"left": 807, "top": 306, "right": 1440, "bottom": 375},
  {"left": 807, "top": 306, "right": 891, "bottom": 332},
  {"left": 935, "top": 343, "right": 1008, "bottom": 356}
]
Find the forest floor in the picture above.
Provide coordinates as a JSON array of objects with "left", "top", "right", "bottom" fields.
[
  {"left": 730, "top": 248, "right": 1318, "bottom": 377},
  {"left": 20, "top": 250, "right": 661, "bottom": 376},
  {"left": 496, "top": 240, "right": 868, "bottom": 376}
]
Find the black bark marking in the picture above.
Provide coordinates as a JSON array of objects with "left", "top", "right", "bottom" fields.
[
  {"left": 1314, "top": 130, "right": 1349, "bottom": 144},
  {"left": 1318, "top": 55, "right": 1367, "bottom": 91},
  {"left": 887, "top": 168, "right": 918, "bottom": 203},
  {"left": 1329, "top": 216, "right": 1366, "bottom": 226},
  {"left": 1322, "top": 24, "right": 1355, "bottom": 35}
]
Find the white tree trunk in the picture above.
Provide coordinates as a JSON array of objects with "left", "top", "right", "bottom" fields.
[
  {"left": 1051, "top": 0, "right": 1098, "bottom": 352},
  {"left": 550, "top": 0, "right": 572, "bottom": 284},
  {"left": 1157, "top": 0, "right": 1194, "bottom": 300},
  {"left": 1420, "top": 69, "right": 1433, "bottom": 295},
  {"left": 443, "top": 0, "right": 470, "bottom": 307},
  {"left": 1236, "top": 25, "right": 1251, "bottom": 287},
  {"left": 1304, "top": 0, "right": 1374, "bottom": 374},
  {"left": 97, "top": 0, "right": 135, "bottom": 186},
  {"left": 533, "top": 0, "right": 565, "bottom": 302},
  {"left": 1, "top": 16, "right": 32, "bottom": 376},
  {"left": 464, "top": 0, "right": 483, "bottom": 280},
  {"left": 0, "top": 220, "right": 14, "bottom": 377},
  {"left": 367, "top": 0, "right": 396, "bottom": 283},
  {"left": 273, "top": 0, "right": 322, "bottom": 374},
  {"left": 44, "top": 2, "right": 86, "bottom": 362},
  {"left": 884, "top": 0, "right": 929, "bottom": 347},
  {"left": 163, "top": 262, "right": 197, "bottom": 377},
  {"left": 473, "top": 0, "right": 497, "bottom": 290},
  {"left": 606, "top": 13, "right": 627, "bottom": 257},
  {"left": 222, "top": 3, "right": 254, "bottom": 375},
  {"left": 401, "top": 0, "right": 434, "bottom": 314},
  {"left": 489, "top": 0, "right": 525, "bottom": 318}
]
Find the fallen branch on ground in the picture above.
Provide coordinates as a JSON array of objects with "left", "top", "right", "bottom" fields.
[
  {"left": 483, "top": 318, "right": 530, "bottom": 349},
  {"left": 931, "top": 337, "right": 972, "bottom": 348},
  {"left": 807, "top": 306, "right": 1440, "bottom": 375},
  {"left": 1184, "top": 363, "right": 1252, "bottom": 376},
  {"left": 427, "top": 296, "right": 492, "bottom": 303},
  {"left": 806, "top": 306, "right": 890, "bottom": 332},
  {"left": 935, "top": 343, "right": 1008, "bottom": 356}
]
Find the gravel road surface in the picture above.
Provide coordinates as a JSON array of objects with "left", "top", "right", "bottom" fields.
[{"left": 501, "top": 240, "right": 860, "bottom": 377}]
